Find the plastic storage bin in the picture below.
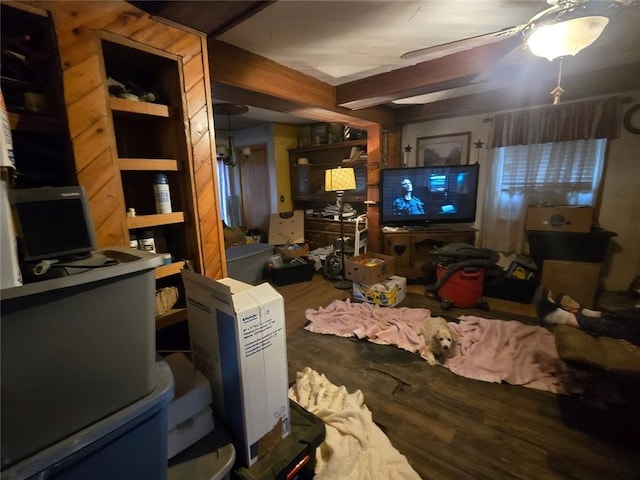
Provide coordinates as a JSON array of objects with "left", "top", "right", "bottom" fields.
[
  {"left": 1, "top": 248, "right": 163, "bottom": 469},
  {"left": 2, "top": 361, "right": 174, "bottom": 480},
  {"left": 226, "top": 243, "right": 274, "bottom": 284},
  {"left": 232, "top": 400, "right": 326, "bottom": 480}
]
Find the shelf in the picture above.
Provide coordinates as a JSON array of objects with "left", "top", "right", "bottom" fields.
[
  {"left": 127, "top": 212, "right": 185, "bottom": 229},
  {"left": 155, "top": 307, "right": 187, "bottom": 330},
  {"left": 109, "top": 97, "right": 171, "bottom": 117},
  {"left": 156, "top": 260, "right": 186, "bottom": 279},
  {"left": 290, "top": 139, "right": 366, "bottom": 153},
  {"left": 119, "top": 158, "right": 179, "bottom": 171},
  {"left": 8, "top": 112, "right": 65, "bottom": 134}
]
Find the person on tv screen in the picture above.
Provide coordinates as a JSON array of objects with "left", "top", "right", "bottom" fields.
[{"left": 392, "top": 178, "right": 425, "bottom": 215}]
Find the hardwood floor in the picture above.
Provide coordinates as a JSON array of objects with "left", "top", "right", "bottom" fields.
[{"left": 273, "top": 274, "right": 640, "bottom": 480}]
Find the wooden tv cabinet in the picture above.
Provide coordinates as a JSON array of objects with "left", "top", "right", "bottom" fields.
[{"left": 382, "top": 227, "right": 477, "bottom": 280}]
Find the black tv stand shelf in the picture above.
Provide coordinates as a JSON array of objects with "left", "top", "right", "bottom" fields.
[{"left": 382, "top": 227, "right": 477, "bottom": 279}]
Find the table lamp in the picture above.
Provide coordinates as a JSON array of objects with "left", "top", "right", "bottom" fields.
[{"left": 325, "top": 166, "right": 357, "bottom": 289}]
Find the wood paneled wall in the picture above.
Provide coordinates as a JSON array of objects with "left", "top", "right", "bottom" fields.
[{"left": 28, "top": 0, "right": 225, "bottom": 278}]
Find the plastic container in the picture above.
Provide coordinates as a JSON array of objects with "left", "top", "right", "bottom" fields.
[
  {"left": 436, "top": 264, "right": 485, "bottom": 308},
  {"left": 2, "top": 361, "right": 174, "bottom": 480},
  {"left": 138, "top": 229, "right": 156, "bottom": 253},
  {"left": 154, "top": 173, "right": 172, "bottom": 214},
  {"left": 268, "top": 260, "right": 315, "bottom": 286},
  {"left": 232, "top": 400, "right": 326, "bottom": 480},
  {"left": 225, "top": 243, "right": 274, "bottom": 284},
  {"left": 527, "top": 229, "right": 617, "bottom": 264},
  {"left": 1, "top": 247, "right": 163, "bottom": 469}
]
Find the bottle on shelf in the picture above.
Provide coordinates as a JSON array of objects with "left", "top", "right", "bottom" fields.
[{"left": 153, "top": 174, "right": 172, "bottom": 214}]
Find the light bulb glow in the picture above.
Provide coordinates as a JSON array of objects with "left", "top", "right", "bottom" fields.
[{"left": 527, "top": 16, "right": 609, "bottom": 61}]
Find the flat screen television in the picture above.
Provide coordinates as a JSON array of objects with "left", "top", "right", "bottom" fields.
[
  {"left": 379, "top": 164, "right": 480, "bottom": 228},
  {"left": 8, "top": 186, "right": 97, "bottom": 263}
]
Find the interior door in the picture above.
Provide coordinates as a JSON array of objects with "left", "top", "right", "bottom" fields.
[{"left": 239, "top": 144, "right": 270, "bottom": 235}]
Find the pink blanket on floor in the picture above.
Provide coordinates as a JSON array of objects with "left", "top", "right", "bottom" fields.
[{"left": 304, "top": 299, "right": 574, "bottom": 394}]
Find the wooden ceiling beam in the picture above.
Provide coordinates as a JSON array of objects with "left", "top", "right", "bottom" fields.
[
  {"left": 395, "top": 61, "right": 640, "bottom": 124},
  {"left": 208, "top": 39, "right": 396, "bottom": 128},
  {"left": 335, "top": 36, "right": 522, "bottom": 110}
]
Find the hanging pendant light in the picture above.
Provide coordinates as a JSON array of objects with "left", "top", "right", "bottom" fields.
[{"left": 214, "top": 103, "right": 249, "bottom": 167}]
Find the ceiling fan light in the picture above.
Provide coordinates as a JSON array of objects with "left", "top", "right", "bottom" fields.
[{"left": 527, "top": 16, "right": 609, "bottom": 61}]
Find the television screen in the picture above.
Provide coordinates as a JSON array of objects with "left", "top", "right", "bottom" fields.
[
  {"left": 380, "top": 164, "right": 480, "bottom": 228},
  {"left": 9, "top": 186, "right": 97, "bottom": 263}
]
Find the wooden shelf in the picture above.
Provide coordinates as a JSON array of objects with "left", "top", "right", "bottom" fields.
[
  {"left": 8, "top": 112, "right": 64, "bottom": 133},
  {"left": 155, "top": 307, "right": 187, "bottom": 330},
  {"left": 109, "top": 97, "right": 171, "bottom": 117},
  {"left": 289, "top": 139, "right": 366, "bottom": 153},
  {"left": 127, "top": 212, "right": 185, "bottom": 229},
  {"left": 156, "top": 260, "right": 186, "bottom": 279},
  {"left": 119, "top": 158, "right": 179, "bottom": 171}
]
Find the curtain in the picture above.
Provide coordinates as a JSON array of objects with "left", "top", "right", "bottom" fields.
[
  {"left": 480, "top": 139, "right": 606, "bottom": 254},
  {"left": 488, "top": 97, "right": 621, "bottom": 148}
]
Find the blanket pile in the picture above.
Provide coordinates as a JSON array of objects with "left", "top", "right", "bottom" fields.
[
  {"left": 288, "top": 367, "right": 421, "bottom": 480},
  {"left": 305, "top": 299, "right": 577, "bottom": 394}
]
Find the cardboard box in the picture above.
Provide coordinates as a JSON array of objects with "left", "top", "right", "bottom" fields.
[
  {"left": 269, "top": 211, "right": 305, "bottom": 246},
  {"left": 526, "top": 206, "right": 593, "bottom": 233},
  {"left": 275, "top": 243, "right": 309, "bottom": 260},
  {"left": 541, "top": 260, "right": 602, "bottom": 309},
  {"left": 182, "top": 271, "right": 291, "bottom": 467},
  {"left": 352, "top": 275, "right": 406, "bottom": 307},
  {"left": 345, "top": 252, "right": 395, "bottom": 285}
]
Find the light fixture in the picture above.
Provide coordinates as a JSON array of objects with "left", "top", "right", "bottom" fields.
[
  {"left": 526, "top": 15, "right": 609, "bottom": 61},
  {"left": 214, "top": 103, "right": 249, "bottom": 167},
  {"left": 523, "top": 0, "right": 623, "bottom": 104},
  {"left": 325, "top": 167, "right": 357, "bottom": 290}
]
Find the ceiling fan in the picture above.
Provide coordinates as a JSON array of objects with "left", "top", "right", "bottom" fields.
[{"left": 401, "top": 0, "right": 630, "bottom": 62}]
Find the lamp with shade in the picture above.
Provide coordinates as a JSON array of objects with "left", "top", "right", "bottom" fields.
[{"left": 324, "top": 166, "right": 357, "bottom": 290}]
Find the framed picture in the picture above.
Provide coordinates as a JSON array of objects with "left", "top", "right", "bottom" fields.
[{"left": 416, "top": 132, "right": 471, "bottom": 166}]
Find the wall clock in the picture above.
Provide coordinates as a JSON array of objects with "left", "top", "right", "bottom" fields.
[{"left": 623, "top": 103, "right": 640, "bottom": 135}]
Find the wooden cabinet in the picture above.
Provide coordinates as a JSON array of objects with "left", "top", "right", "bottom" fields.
[
  {"left": 289, "top": 140, "right": 367, "bottom": 207},
  {"left": 382, "top": 228, "right": 476, "bottom": 279},
  {"left": 305, "top": 215, "right": 367, "bottom": 252},
  {"left": 1, "top": 2, "right": 75, "bottom": 187},
  {"left": 41, "top": 1, "right": 225, "bottom": 329}
]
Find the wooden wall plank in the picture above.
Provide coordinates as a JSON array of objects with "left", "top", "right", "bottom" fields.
[
  {"left": 62, "top": 54, "right": 104, "bottom": 106},
  {"left": 66, "top": 85, "right": 109, "bottom": 139}
]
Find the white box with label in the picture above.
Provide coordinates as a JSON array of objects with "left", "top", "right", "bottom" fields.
[{"left": 182, "top": 271, "right": 290, "bottom": 467}]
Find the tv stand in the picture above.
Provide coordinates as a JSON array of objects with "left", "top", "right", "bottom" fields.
[{"left": 382, "top": 227, "right": 477, "bottom": 280}]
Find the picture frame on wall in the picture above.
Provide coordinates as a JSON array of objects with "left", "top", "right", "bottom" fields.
[{"left": 416, "top": 132, "right": 471, "bottom": 166}]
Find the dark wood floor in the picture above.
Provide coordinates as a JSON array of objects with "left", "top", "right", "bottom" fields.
[{"left": 274, "top": 274, "right": 640, "bottom": 480}]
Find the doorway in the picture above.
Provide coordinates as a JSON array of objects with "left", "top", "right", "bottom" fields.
[{"left": 238, "top": 143, "right": 270, "bottom": 235}]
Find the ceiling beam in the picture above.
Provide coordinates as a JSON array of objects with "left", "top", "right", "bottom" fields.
[
  {"left": 395, "top": 61, "right": 640, "bottom": 124},
  {"left": 335, "top": 36, "right": 523, "bottom": 110},
  {"left": 128, "top": 1, "right": 272, "bottom": 36},
  {"left": 208, "top": 39, "right": 396, "bottom": 128}
]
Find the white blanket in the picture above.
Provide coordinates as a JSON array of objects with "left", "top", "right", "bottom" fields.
[{"left": 288, "top": 367, "right": 421, "bottom": 480}]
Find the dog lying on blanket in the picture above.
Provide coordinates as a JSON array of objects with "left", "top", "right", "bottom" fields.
[{"left": 419, "top": 316, "right": 458, "bottom": 366}]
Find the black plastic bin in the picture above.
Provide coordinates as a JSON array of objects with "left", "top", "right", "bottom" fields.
[
  {"left": 232, "top": 400, "right": 325, "bottom": 480},
  {"left": 528, "top": 228, "right": 617, "bottom": 264},
  {"left": 266, "top": 260, "right": 315, "bottom": 286}
]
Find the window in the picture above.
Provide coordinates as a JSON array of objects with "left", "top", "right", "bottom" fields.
[{"left": 480, "top": 139, "right": 606, "bottom": 253}]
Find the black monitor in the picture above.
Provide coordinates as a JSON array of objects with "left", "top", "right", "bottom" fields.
[
  {"left": 380, "top": 164, "right": 480, "bottom": 228},
  {"left": 9, "top": 186, "right": 97, "bottom": 263}
]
